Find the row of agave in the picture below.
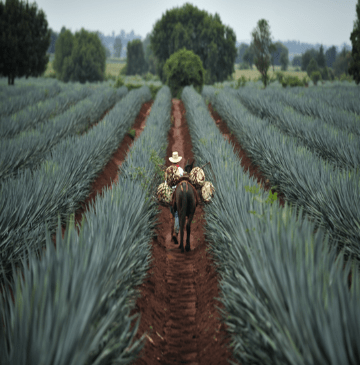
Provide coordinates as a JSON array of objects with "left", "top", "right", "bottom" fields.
[
  {"left": 0, "top": 86, "right": 128, "bottom": 181},
  {"left": 242, "top": 86, "right": 360, "bottom": 136},
  {"left": 0, "top": 85, "right": 172, "bottom": 365},
  {"left": 182, "top": 85, "right": 360, "bottom": 365},
  {"left": 284, "top": 83, "right": 360, "bottom": 115},
  {"left": 0, "top": 79, "right": 63, "bottom": 119},
  {"left": 203, "top": 85, "right": 360, "bottom": 261},
  {"left": 0, "top": 83, "right": 93, "bottom": 138},
  {"left": 0, "top": 86, "right": 152, "bottom": 277},
  {"left": 232, "top": 86, "right": 360, "bottom": 170}
]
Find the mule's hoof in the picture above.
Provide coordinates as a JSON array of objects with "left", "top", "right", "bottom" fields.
[
  {"left": 185, "top": 245, "right": 190, "bottom": 252},
  {"left": 172, "top": 235, "right": 178, "bottom": 245},
  {"left": 180, "top": 247, "right": 184, "bottom": 253}
]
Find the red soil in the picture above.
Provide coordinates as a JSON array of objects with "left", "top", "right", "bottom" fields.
[{"left": 131, "top": 100, "right": 237, "bottom": 365}]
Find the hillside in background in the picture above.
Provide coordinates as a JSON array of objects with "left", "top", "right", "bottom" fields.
[
  {"left": 235, "top": 39, "right": 352, "bottom": 60},
  {"left": 97, "top": 30, "right": 142, "bottom": 57}
]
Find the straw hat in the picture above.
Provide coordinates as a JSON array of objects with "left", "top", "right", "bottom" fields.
[{"left": 169, "top": 151, "right": 182, "bottom": 163}]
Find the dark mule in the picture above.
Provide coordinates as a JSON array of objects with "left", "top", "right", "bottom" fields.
[{"left": 172, "top": 159, "right": 199, "bottom": 253}]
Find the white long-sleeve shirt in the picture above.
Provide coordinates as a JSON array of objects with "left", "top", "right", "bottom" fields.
[{"left": 165, "top": 165, "right": 184, "bottom": 191}]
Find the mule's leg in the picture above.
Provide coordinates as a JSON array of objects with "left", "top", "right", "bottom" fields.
[
  {"left": 186, "top": 209, "right": 195, "bottom": 252},
  {"left": 179, "top": 213, "right": 186, "bottom": 253}
]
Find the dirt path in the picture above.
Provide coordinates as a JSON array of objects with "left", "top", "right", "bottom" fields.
[{"left": 131, "top": 100, "right": 236, "bottom": 365}]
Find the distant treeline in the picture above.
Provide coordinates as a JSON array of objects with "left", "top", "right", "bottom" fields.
[{"left": 48, "top": 30, "right": 351, "bottom": 61}]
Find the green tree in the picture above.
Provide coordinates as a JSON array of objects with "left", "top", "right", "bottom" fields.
[
  {"left": 163, "top": 48, "right": 204, "bottom": 98},
  {"left": 150, "top": 3, "right": 237, "bottom": 83},
  {"left": 251, "top": 19, "right": 273, "bottom": 87},
  {"left": 237, "top": 43, "right": 249, "bottom": 63},
  {"left": 292, "top": 55, "right": 302, "bottom": 67},
  {"left": 0, "top": 0, "right": 51, "bottom": 85},
  {"left": 310, "top": 70, "right": 322, "bottom": 85},
  {"left": 317, "top": 45, "right": 326, "bottom": 68},
  {"left": 333, "top": 47, "right": 353, "bottom": 76},
  {"left": 114, "top": 37, "right": 122, "bottom": 58},
  {"left": 325, "top": 46, "right": 337, "bottom": 68},
  {"left": 280, "top": 50, "right": 289, "bottom": 70},
  {"left": 54, "top": 28, "right": 106, "bottom": 83},
  {"left": 301, "top": 48, "right": 318, "bottom": 71},
  {"left": 349, "top": 0, "right": 360, "bottom": 84},
  {"left": 307, "top": 58, "right": 319, "bottom": 77},
  {"left": 126, "top": 39, "right": 146, "bottom": 75},
  {"left": 143, "top": 32, "right": 158, "bottom": 74},
  {"left": 243, "top": 44, "right": 255, "bottom": 68},
  {"left": 48, "top": 28, "right": 58, "bottom": 54},
  {"left": 270, "top": 42, "right": 288, "bottom": 70},
  {"left": 53, "top": 28, "right": 74, "bottom": 79}
]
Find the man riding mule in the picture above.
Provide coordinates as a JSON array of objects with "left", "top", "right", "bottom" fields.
[
  {"left": 157, "top": 152, "right": 215, "bottom": 253},
  {"left": 166, "top": 152, "right": 199, "bottom": 252}
]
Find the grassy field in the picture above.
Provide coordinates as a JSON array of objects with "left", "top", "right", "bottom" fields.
[
  {"left": 43, "top": 61, "right": 126, "bottom": 78},
  {"left": 232, "top": 65, "right": 308, "bottom": 81},
  {"left": 44, "top": 61, "right": 307, "bottom": 81}
]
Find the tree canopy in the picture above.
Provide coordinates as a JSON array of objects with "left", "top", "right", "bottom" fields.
[
  {"left": 114, "top": 37, "right": 122, "bottom": 58},
  {"left": 237, "top": 43, "right": 249, "bottom": 64},
  {"left": 53, "top": 28, "right": 106, "bottom": 83},
  {"left": 243, "top": 45, "right": 255, "bottom": 68},
  {"left": 292, "top": 55, "right": 302, "bottom": 67},
  {"left": 150, "top": 3, "right": 237, "bottom": 83},
  {"left": 163, "top": 48, "right": 204, "bottom": 98},
  {"left": 142, "top": 32, "right": 158, "bottom": 74},
  {"left": 251, "top": 19, "right": 273, "bottom": 87},
  {"left": 270, "top": 42, "right": 289, "bottom": 71},
  {"left": 126, "top": 39, "right": 146, "bottom": 75},
  {"left": 325, "top": 46, "right": 337, "bottom": 68},
  {"left": 0, "top": 0, "right": 51, "bottom": 85},
  {"left": 349, "top": 0, "right": 360, "bottom": 84}
]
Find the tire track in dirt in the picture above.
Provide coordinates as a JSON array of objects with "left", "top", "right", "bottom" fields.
[{"left": 131, "top": 100, "right": 237, "bottom": 365}]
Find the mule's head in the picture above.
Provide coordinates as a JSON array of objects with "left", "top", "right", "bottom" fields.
[{"left": 184, "top": 159, "right": 194, "bottom": 174}]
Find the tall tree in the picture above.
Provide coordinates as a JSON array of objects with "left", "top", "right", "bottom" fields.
[
  {"left": 47, "top": 29, "right": 59, "bottom": 54},
  {"left": 0, "top": 0, "right": 51, "bottom": 85},
  {"left": 237, "top": 43, "right": 249, "bottom": 64},
  {"left": 53, "top": 28, "right": 74, "bottom": 79},
  {"left": 325, "top": 46, "right": 337, "bottom": 68},
  {"left": 114, "top": 37, "right": 122, "bottom": 58},
  {"left": 126, "top": 39, "right": 146, "bottom": 75},
  {"left": 54, "top": 28, "right": 106, "bottom": 83},
  {"left": 292, "top": 55, "right": 302, "bottom": 67},
  {"left": 333, "top": 47, "right": 353, "bottom": 76},
  {"left": 251, "top": 19, "right": 273, "bottom": 87},
  {"left": 243, "top": 44, "right": 255, "bottom": 68},
  {"left": 301, "top": 48, "right": 318, "bottom": 71},
  {"left": 349, "top": 0, "right": 360, "bottom": 84},
  {"left": 150, "top": 3, "right": 237, "bottom": 83},
  {"left": 280, "top": 48, "right": 289, "bottom": 70},
  {"left": 143, "top": 32, "right": 158, "bottom": 74},
  {"left": 270, "top": 42, "right": 288, "bottom": 71},
  {"left": 316, "top": 45, "right": 326, "bottom": 68}
]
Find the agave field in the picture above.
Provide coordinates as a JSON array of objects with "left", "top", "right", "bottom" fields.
[{"left": 0, "top": 77, "right": 360, "bottom": 365}]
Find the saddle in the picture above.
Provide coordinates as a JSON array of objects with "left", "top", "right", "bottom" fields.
[{"left": 171, "top": 176, "right": 199, "bottom": 210}]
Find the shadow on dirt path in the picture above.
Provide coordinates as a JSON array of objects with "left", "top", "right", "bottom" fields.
[{"left": 131, "top": 100, "right": 236, "bottom": 365}]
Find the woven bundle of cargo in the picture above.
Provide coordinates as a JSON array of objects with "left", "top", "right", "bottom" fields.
[{"left": 157, "top": 164, "right": 215, "bottom": 206}]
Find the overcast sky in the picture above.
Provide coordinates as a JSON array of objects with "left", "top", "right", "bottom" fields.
[{"left": 35, "top": 0, "right": 357, "bottom": 46}]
